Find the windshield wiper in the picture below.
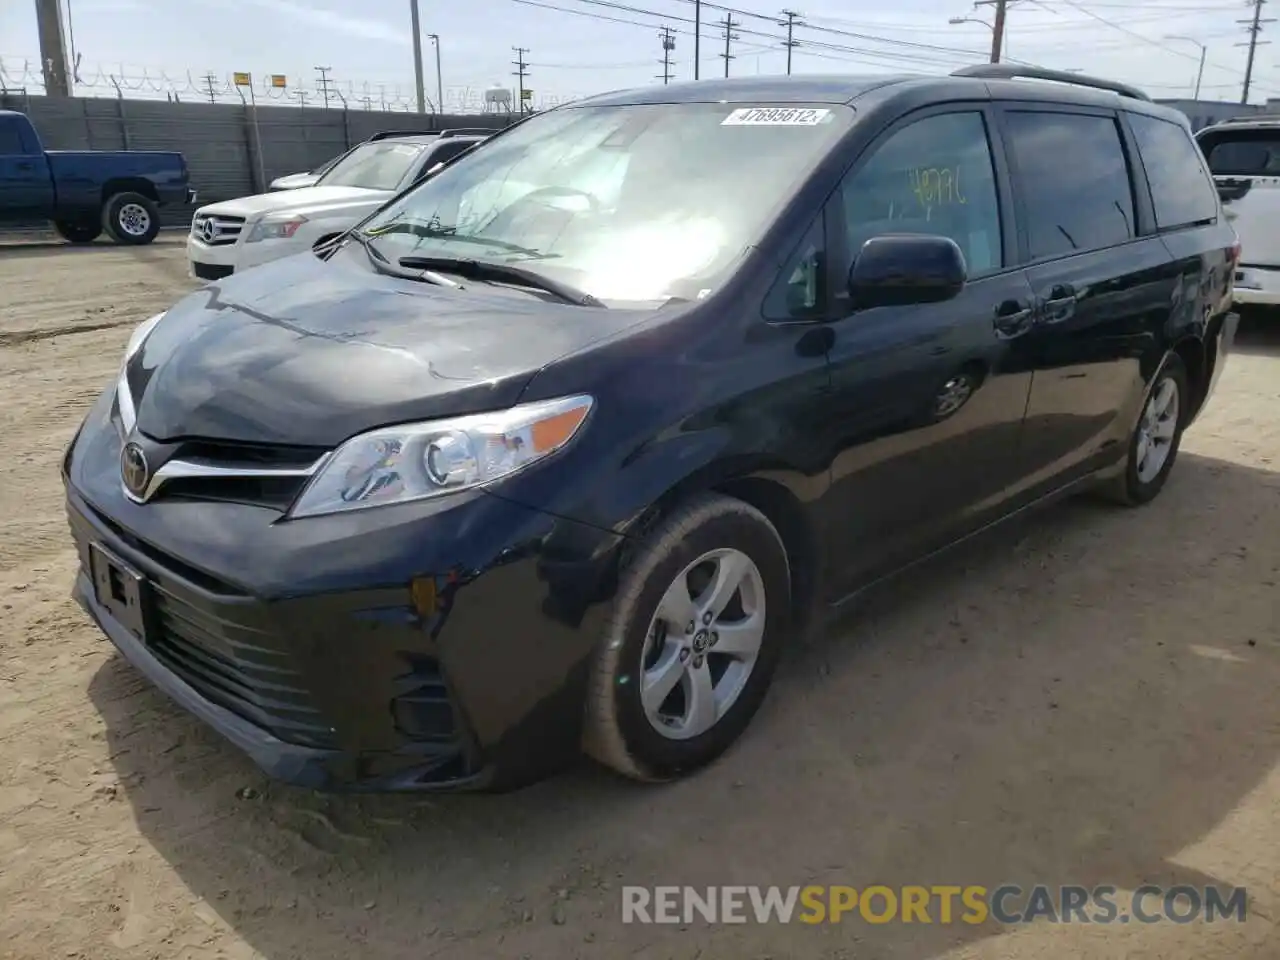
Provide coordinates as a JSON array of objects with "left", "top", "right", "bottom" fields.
[
  {"left": 398, "top": 255, "right": 604, "bottom": 307},
  {"left": 371, "top": 219, "right": 549, "bottom": 259},
  {"left": 347, "top": 230, "right": 461, "bottom": 288}
]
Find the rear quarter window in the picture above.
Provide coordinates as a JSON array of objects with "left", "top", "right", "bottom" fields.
[{"left": 1128, "top": 113, "right": 1218, "bottom": 230}]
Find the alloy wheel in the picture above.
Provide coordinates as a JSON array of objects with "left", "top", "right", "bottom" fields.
[{"left": 639, "top": 548, "right": 766, "bottom": 740}]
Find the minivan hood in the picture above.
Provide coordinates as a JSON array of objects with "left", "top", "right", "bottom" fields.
[
  {"left": 128, "top": 252, "right": 649, "bottom": 448},
  {"left": 196, "top": 185, "right": 388, "bottom": 220}
]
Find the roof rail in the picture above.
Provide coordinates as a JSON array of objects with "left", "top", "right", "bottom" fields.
[
  {"left": 367, "top": 129, "right": 437, "bottom": 141},
  {"left": 437, "top": 127, "right": 498, "bottom": 138},
  {"left": 1213, "top": 113, "right": 1280, "bottom": 124},
  {"left": 950, "top": 63, "right": 1152, "bottom": 102}
]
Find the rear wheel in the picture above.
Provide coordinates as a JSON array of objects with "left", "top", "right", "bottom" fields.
[
  {"left": 54, "top": 220, "right": 102, "bottom": 244},
  {"left": 1100, "top": 354, "right": 1188, "bottom": 506},
  {"left": 102, "top": 192, "right": 160, "bottom": 245},
  {"left": 583, "top": 494, "right": 791, "bottom": 782}
]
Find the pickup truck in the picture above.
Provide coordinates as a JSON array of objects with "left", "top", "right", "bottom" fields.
[{"left": 0, "top": 109, "right": 195, "bottom": 245}]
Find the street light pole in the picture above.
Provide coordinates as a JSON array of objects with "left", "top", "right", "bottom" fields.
[
  {"left": 410, "top": 0, "right": 426, "bottom": 113},
  {"left": 429, "top": 33, "right": 444, "bottom": 114},
  {"left": 1166, "top": 35, "right": 1207, "bottom": 99}
]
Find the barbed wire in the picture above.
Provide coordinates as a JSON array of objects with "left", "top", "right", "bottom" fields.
[{"left": 0, "top": 56, "right": 588, "bottom": 112}]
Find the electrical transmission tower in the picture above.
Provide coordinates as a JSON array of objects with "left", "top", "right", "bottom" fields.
[
  {"left": 315, "top": 65, "right": 335, "bottom": 108},
  {"left": 200, "top": 72, "right": 218, "bottom": 103},
  {"left": 720, "top": 14, "right": 739, "bottom": 78},
  {"left": 1239, "top": 0, "right": 1274, "bottom": 104},
  {"left": 779, "top": 10, "right": 803, "bottom": 75},
  {"left": 658, "top": 26, "right": 676, "bottom": 84},
  {"left": 512, "top": 46, "right": 531, "bottom": 113}
]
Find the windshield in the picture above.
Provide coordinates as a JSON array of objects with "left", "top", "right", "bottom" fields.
[
  {"left": 357, "top": 103, "right": 852, "bottom": 304},
  {"left": 317, "top": 141, "right": 428, "bottom": 191}
]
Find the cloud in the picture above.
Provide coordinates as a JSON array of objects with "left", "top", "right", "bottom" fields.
[{"left": 241, "top": 0, "right": 410, "bottom": 46}]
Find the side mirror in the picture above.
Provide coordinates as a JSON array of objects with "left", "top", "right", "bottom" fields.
[{"left": 847, "top": 234, "right": 967, "bottom": 310}]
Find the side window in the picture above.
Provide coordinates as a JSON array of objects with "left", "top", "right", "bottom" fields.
[
  {"left": 839, "top": 111, "right": 1002, "bottom": 278},
  {"left": 1003, "top": 111, "right": 1136, "bottom": 261},
  {"left": 1128, "top": 113, "right": 1218, "bottom": 230},
  {"left": 0, "top": 124, "right": 27, "bottom": 155},
  {"left": 764, "top": 215, "right": 825, "bottom": 320}
]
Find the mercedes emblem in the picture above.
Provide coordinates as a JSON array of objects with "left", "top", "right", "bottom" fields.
[
  {"left": 120, "top": 441, "right": 150, "bottom": 500},
  {"left": 201, "top": 218, "right": 217, "bottom": 243}
]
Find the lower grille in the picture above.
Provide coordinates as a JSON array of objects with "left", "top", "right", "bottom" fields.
[
  {"left": 148, "top": 587, "right": 337, "bottom": 749},
  {"left": 192, "top": 261, "right": 233, "bottom": 281},
  {"left": 391, "top": 654, "right": 458, "bottom": 743}
]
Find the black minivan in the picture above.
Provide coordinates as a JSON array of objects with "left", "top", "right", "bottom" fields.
[{"left": 63, "top": 65, "right": 1238, "bottom": 792}]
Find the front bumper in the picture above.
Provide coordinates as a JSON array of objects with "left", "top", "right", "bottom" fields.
[
  {"left": 64, "top": 404, "right": 625, "bottom": 792},
  {"left": 186, "top": 232, "right": 301, "bottom": 282}
]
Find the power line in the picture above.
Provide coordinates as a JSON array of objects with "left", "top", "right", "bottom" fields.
[
  {"left": 512, "top": 46, "right": 530, "bottom": 113},
  {"left": 779, "top": 9, "right": 802, "bottom": 74},
  {"left": 658, "top": 25, "right": 677, "bottom": 83}
]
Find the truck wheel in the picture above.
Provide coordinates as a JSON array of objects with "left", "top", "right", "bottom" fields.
[
  {"left": 102, "top": 192, "right": 160, "bottom": 245},
  {"left": 53, "top": 220, "right": 103, "bottom": 244}
]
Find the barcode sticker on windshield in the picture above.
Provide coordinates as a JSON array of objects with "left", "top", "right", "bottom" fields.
[{"left": 722, "top": 107, "right": 832, "bottom": 126}]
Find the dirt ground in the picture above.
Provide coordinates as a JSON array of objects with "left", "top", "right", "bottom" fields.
[{"left": 0, "top": 238, "right": 1277, "bottom": 960}]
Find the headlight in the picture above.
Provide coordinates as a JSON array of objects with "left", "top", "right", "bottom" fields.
[
  {"left": 124, "top": 312, "right": 165, "bottom": 363},
  {"left": 287, "top": 394, "right": 594, "bottom": 519},
  {"left": 117, "top": 312, "right": 165, "bottom": 435},
  {"left": 245, "top": 214, "right": 308, "bottom": 243}
]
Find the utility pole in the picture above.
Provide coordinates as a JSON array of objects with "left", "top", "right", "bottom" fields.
[
  {"left": 720, "top": 15, "right": 739, "bottom": 78},
  {"left": 34, "top": 0, "right": 72, "bottom": 96},
  {"left": 410, "top": 0, "right": 427, "bottom": 113},
  {"left": 315, "top": 65, "right": 334, "bottom": 108},
  {"left": 974, "top": 0, "right": 1010, "bottom": 63},
  {"left": 200, "top": 72, "right": 218, "bottom": 103},
  {"left": 429, "top": 33, "right": 444, "bottom": 114},
  {"left": 1238, "top": 0, "right": 1274, "bottom": 104},
  {"left": 780, "top": 10, "right": 802, "bottom": 75},
  {"left": 293, "top": 89, "right": 310, "bottom": 109},
  {"left": 694, "top": 0, "right": 701, "bottom": 80},
  {"left": 512, "top": 47, "right": 530, "bottom": 114},
  {"left": 658, "top": 26, "right": 676, "bottom": 84}
]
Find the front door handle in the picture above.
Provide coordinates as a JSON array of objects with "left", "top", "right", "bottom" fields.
[
  {"left": 1042, "top": 282, "right": 1078, "bottom": 308},
  {"left": 993, "top": 299, "right": 1035, "bottom": 338}
]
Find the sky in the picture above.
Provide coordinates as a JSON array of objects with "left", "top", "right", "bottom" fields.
[{"left": 1, "top": 0, "right": 1278, "bottom": 112}]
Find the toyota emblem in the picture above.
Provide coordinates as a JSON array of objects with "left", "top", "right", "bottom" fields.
[{"left": 120, "top": 441, "right": 150, "bottom": 500}]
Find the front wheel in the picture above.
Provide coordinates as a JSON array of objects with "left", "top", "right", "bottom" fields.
[
  {"left": 583, "top": 494, "right": 791, "bottom": 782},
  {"left": 1100, "top": 353, "right": 1188, "bottom": 506},
  {"left": 102, "top": 192, "right": 161, "bottom": 245},
  {"left": 54, "top": 219, "right": 102, "bottom": 244}
]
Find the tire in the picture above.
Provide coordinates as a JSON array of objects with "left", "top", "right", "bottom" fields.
[
  {"left": 583, "top": 493, "right": 791, "bottom": 783},
  {"left": 53, "top": 220, "right": 102, "bottom": 244},
  {"left": 102, "top": 192, "right": 160, "bottom": 245},
  {"left": 1099, "top": 353, "right": 1188, "bottom": 506}
]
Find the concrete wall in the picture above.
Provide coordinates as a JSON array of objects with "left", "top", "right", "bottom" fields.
[{"left": 0, "top": 93, "right": 519, "bottom": 226}]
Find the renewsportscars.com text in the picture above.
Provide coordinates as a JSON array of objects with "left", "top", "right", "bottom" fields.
[{"left": 621, "top": 884, "right": 1248, "bottom": 925}]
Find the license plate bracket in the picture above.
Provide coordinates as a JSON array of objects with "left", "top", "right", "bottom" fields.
[{"left": 89, "top": 542, "right": 150, "bottom": 641}]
